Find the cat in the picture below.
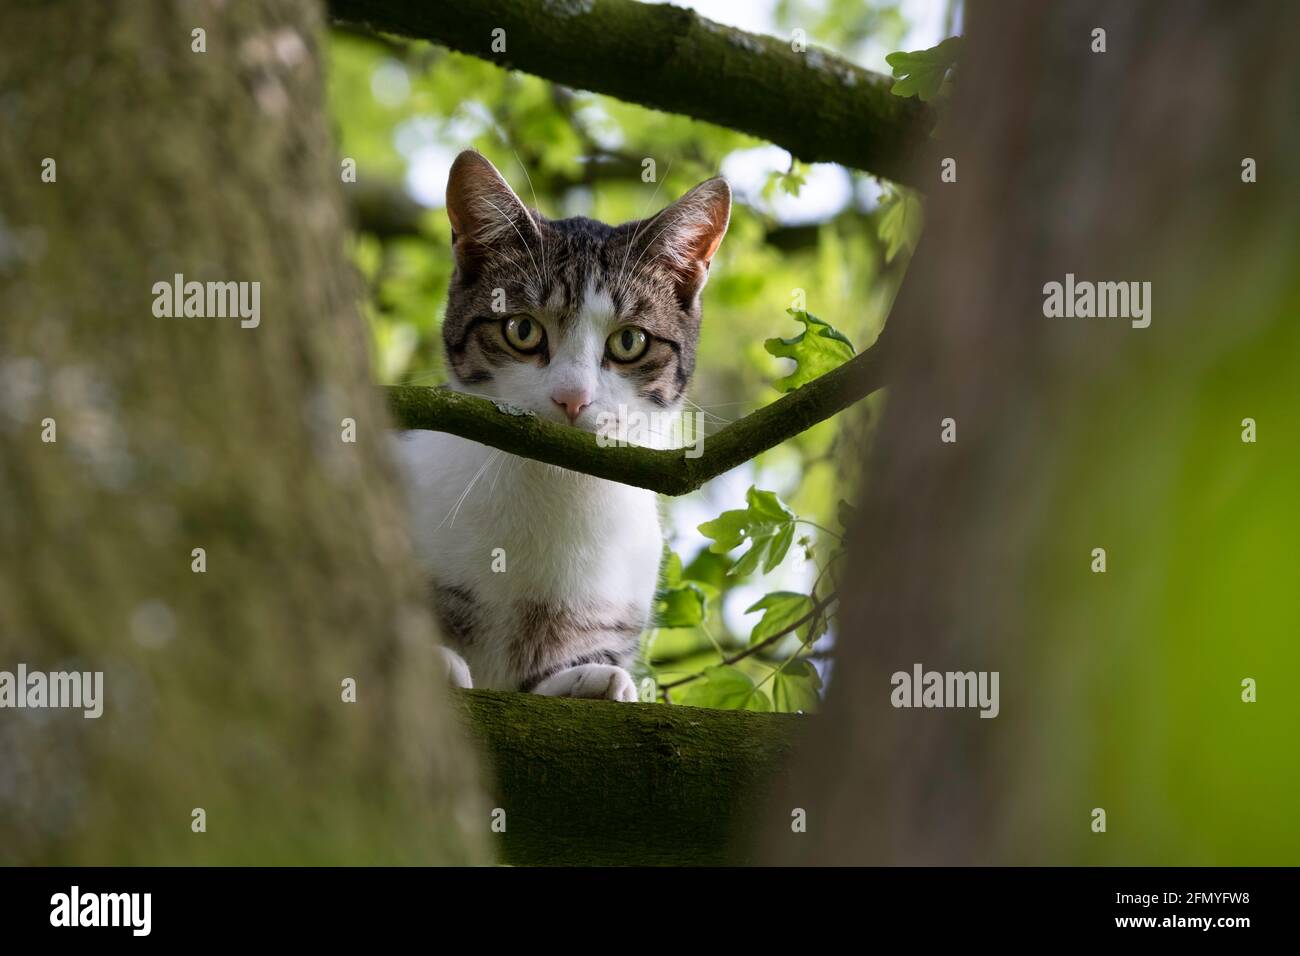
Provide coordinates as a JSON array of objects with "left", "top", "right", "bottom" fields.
[{"left": 393, "top": 150, "right": 730, "bottom": 701}]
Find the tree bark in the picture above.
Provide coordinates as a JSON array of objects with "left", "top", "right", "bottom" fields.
[
  {"left": 328, "top": 0, "right": 934, "bottom": 185},
  {"left": 0, "top": 0, "right": 488, "bottom": 864},
  {"left": 763, "top": 0, "right": 1300, "bottom": 865},
  {"left": 459, "top": 691, "right": 803, "bottom": 865}
]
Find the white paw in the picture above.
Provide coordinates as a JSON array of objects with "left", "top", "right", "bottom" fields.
[
  {"left": 437, "top": 646, "right": 473, "bottom": 689},
  {"left": 532, "top": 664, "right": 637, "bottom": 702}
]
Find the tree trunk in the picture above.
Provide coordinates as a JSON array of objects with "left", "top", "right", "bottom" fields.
[
  {"left": 0, "top": 0, "right": 487, "bottom": 864},
  {"left": 765, "top": 0, "right": 1300, "bottom": 865}
]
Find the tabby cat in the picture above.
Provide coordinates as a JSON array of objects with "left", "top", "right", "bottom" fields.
[{"left": 394, "top": 150, "right": 730, "bottom": 701}]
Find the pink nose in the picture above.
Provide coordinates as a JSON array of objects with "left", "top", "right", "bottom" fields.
[{"left": 551, "top": 389, "right": 591, "bottom": 423}]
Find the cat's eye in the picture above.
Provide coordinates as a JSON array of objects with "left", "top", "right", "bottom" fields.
[
  {"left": 606, "top": 326, "right": 649, "bottom": 362},
  {"left": 502, "top": 315, "right": 545, "bottom": 353}
]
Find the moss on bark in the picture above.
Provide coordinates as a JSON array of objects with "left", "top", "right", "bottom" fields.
[{"left": 458, "top": 690, "right": 805, "bottom": 866}]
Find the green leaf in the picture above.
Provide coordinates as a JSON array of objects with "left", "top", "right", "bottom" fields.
[
  {"left": 698, "top": 510, "right": 747, "bottom": 554},
  {"left": 771, "top": 658, "right": 823, "bottom": 713},
  {"left": 655, "top": 582, "right": 707, "bottom": 628},
  {"left": 698, "top": 486, "right": 798, "bottom": 577},
  {"left": 730, "top": 537, "right": 767, "bottom": 579},
  {"left": 885, "top": 36, "right": 964, "bottom": 101},
  {"left": 678, "top": 665, "right": 772, "bottom": 712},
  {"left": 654, "top": 548, "right": 709, "bottom": 627},
  {"left": 655, "top": 546, "right": 717, "bottom": 629},
  {"left": 764, "top": 523, "right": 795, "bottom": 574},
  {"left": 681, "top": 548, "right": 729, "bottom": 589},
  {"left": 779, "top": 162, "right": 806, "bottom": 196},
  {"left": 877, "top": 187, "right": 924, "bottom": 263},
  {"left": 746, "top": 591, "right": 814, "bottom": 645},
  {"left": 747, "top": 487, "right": 794, "bottom": 522},
  {"left": 763, "top": 309, "right": 856, "bottom": 393}
]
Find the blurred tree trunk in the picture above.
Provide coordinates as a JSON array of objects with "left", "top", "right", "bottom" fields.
[
  {"left": 765, "top": 0, "right": 1300, "bottom": 864},
  {"left": 0, "top": 0, "right": 488, "bottom": 863}
]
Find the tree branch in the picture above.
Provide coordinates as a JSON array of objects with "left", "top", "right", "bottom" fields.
[
  {"left": 385, "top": 339, "right": 888, "bottom": 496},
  {"left": 458, "top": 689, "right": 804, "bottom": 865},
  {"left": 328, "top": 0, "right": 933, "bottom": 185}
]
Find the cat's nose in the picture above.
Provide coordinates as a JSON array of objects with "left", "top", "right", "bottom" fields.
[{"left": 550, "top": 388, "right": 591, "bottom": 423}]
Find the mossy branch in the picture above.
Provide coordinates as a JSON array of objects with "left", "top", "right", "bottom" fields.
[
  {"left": 457, "top": 689, "right": 805, "bottom": 865},
  {"left": 385, "top": 340, "right": 887, "bottom": 496},
  {"left": 328, "top": 0, "right": 933, "bottom": 185}
]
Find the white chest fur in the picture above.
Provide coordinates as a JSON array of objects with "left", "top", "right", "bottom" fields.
[{"left": 392, "top": 430, "right": 662, "bottom": 688}]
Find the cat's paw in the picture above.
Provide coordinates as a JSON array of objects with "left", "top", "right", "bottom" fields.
[
  {"left": 437, "top": 646, "right": 473, "bottom": 689},
  {"left": 532, "top": 664, "right": 637, "bottom": 702}
]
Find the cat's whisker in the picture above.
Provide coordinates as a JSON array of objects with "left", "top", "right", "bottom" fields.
[
  {"left": 510, "top": 148, "right": 548, "bottom": 282},
  {"left": 683, "top": 399, "right": 755, "bottom": 409},
  {"left": 682, "top": 397, "right": 734, "bottom": 424},
  {"left": 458, "top": 450, "right": 503, "bottom": 524},
  {"left": 489, "top": 447, "right": 511, "bottom": 494},
  {"left": 611, "top": 159, "right": 673, "bottom": 304},
  {"left": 616, "top": 213, "right": 688, "bottom": 297},
  {"left": 476, "top": 245, "right": 535, "bottom": 288},
  {"left": 480, "top": 197, "right": 544, "bottom": 290},
  {"left": 439, "top": 450, "right": 501, "bottom": 529}
]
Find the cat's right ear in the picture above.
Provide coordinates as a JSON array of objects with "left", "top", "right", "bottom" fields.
[{"left": 445, "top": 150, "right": 541, "bottom": 277}]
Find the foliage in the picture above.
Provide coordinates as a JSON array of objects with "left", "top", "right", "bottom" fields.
[
  {"left": 886, "top": 34, "right": 962, "bottom": 139},
  {"left": 654, "top": 485, "right": 841, "bottom": 713},
  {"left": 699, "top": 486, "right": 799, "bottom": 577},
  {"left": 678, "top": 666, "right": 774, "bottom": 712},
  {"left": 877, "top": 186, "right": 925, "bottom": 262},
  {"left": 747, "top": 592, "right": 818, "bottom": 645},
  {"left": 885, "top": 36, "right": 963, "bottom": 101},
  {"left": 654, "top": 548, "right": 711, "bottom": 628},
  {"left": 764, "top": 309, "right": 856, "bottom": 392}
]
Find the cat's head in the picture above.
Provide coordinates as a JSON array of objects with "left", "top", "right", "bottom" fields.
[{"left": 441, "top": 150, "right": 730, "bottom": 445}]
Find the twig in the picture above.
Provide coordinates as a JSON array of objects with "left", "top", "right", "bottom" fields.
[{"left": 657, "top": 593, "right": 837, "bottom": 692}]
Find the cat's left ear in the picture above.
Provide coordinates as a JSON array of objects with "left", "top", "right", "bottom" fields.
[{"left": 638, "top": 177, "right": 731, "bottom": 303}]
